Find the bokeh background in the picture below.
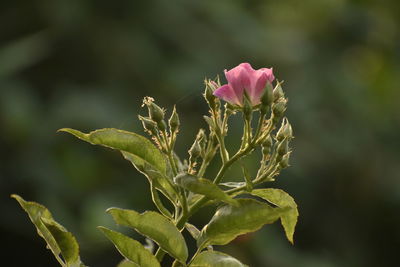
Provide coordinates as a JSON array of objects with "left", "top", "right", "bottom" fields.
[{"left": 1, "top": 0, "right": 399, "bottom": 266}]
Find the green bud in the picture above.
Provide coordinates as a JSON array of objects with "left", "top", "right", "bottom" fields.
[
  {"left": 143, "top": 97, "right": 164, "bottom": 123},
  {"left": 138, "top": 115, "right": 157, "bottom": 134},
  {"left": 243, "top": 95, "right": 253, "bottom": 121},
  {"left": 279, "top": 152, "right": 291, "bottom": 169},
  {"left": 189, "top": 140, "right": 201, "bottom": 160},
  {"left": 168, "top": 106, "right": 180, "bottom": 133},
  {"left": 276, "top": 118, "right": 292, "bottom": 141},
  {"left": 261, "top": 82, "right": 274, "bottom": 110},
  {"left": 196, "top": 129, "right": 207, "bottom": 151},
  {"left": 277, "top": 137, "right": 289, "bottom": 156},
  {"left": 204, "top": 79, "right": 218, "bottom": 110},
  {"left": 262, "top": 135, "right": 273, "bottom": 155},
  {"left": 157, "top": 120, "right": 167, "bottom": 132},
  {"left": 273, "top": 81, "right": 284, "bottom": 102},
  {"left": 263, "top": 135, "right": 273, "bottom": 146},
  {"left": 262, "top": 146, "right": 271, "bottom": 157},
  {"left": 150, "top": 102, "right": 164, "bottom": 123},
  {"left": 272, "top": 98, "right": 287, "bottom": 119}
]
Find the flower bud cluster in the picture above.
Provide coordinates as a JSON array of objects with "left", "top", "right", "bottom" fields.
[
  {"left": 274, "top": 117, "right": 293, "bottom": 171},
  {"left": 140, "top": 97, "right": 180, "bottom": 153},
  {"left": 188, "top": 129, "right": 208, "bottom": 174}
]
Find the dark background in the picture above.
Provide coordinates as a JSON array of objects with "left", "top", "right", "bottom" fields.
[{"left": 1, "top": 0, "right": 399, "bottom": 266}]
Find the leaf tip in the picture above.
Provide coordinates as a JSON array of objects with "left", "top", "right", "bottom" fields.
[
  {"left": 57, "top": 128, "right": 87, "bottom": 139},
  {"left": 10, "top": 194, "right": 20, "bottom": 200},
  {"left": 11, "top": 194, "right": 24, "bottom": 204},
  {"left": 105, "top": 207, "right": 119, "bottom": 214},
  {"left": 97, "top": 226, "right": 107, "bottom": 232}
]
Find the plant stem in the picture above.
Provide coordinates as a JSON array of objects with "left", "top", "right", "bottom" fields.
[{"left": 252, "top": 111, "right": 266, "bottom": 144}]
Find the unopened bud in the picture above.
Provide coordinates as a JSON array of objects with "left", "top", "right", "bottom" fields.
[
  {"left": 262, "top": 135, "right": 273, "bottom": 148},
  {"left": 169, "top": 106, "right": 180, "bottom": 133},
  {"left": 276, "top": 118, "right": 292, "bottom": 141},
  {"left": 243, "top": 95, "right": 253, "bottom": 121},
  {"left": 204, "top": 80, "right": 218, "bottom": 110},
  {"left": 189, "top": 140, "right": 201, "bottom": 160},
  {"left": 196, "top": 129, "right": 207, "bottom": 151},
  {"left": 261, "top": 82, "right": 274, "bottom": 110},
  {"left": 279, "top": 152, "right": 291, "bottom": 169},
  {"left": 143, "top": 97, "right": 165, "bottom": 123},
  {"left": 138, "top": 115, "right": 157, "bottom": 134},
  {"left": 262, "top": 136, "right": 273, "bottom": 156},
  {"left": 277, "top": 137, "right": 289, "bottom": 156},
  {"left": 273, "top": 82, "right": 284, "bottom": 102},
  {"left": 272, "top": 98, "right": 287, "bottom": 119}
]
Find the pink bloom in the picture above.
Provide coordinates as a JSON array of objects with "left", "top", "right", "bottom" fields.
[{"left": 213, "top": 63, "right": 275, "bottom": 106}]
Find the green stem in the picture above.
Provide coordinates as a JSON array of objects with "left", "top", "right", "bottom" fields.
[
  {"left": 252, "top": 111, "right": 266, "bottom": 144},
  {"left": 212, "top": 109, "right": 229, "bottom": 164}
]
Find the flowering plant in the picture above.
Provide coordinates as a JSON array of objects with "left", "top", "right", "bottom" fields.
[{"left": 13, "top": 63, "right": 298, "bottom": 267}]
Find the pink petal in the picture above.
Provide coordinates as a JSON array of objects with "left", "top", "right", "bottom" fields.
[
  {"left": 258, "top": 67, "right": 275, "bottom": 83},
  {"left": 224, "top": 64, "right": 252, "bottom": 101},
  {"left": 249, "top": 72, "right": 268, "bottom": 104},
  {"left": 213, "top": 84, "right": 242, "bottom": 106},
  {"left": 246, "top": 67, "right": 275, "bottom": 105}
]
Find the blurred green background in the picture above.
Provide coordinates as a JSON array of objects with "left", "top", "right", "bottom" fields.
[{"left": 1, "top": 0, "right": 399, "bottom": 266}]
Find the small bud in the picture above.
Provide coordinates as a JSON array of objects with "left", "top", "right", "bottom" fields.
[
  {"left": 138, "top": 115, "right": 157, "bottom": 134},
  {"left": 204, "top": 79, "right": 218, "bottom": 110},
  {"left": 143, "top": 97, "right": 165, "bottom": 123},
  {"left": 262, "top": 135, "right": 273, "bottom": 155},
  {"left": 168, "top": 106, "right": 180, "bottom": 133},
  {"left": 273, "top": 81, "right": 284, "bottom": 102},
  {"left": 196, "top": 129, "right": 207, "bottom": 151},
  {"left": 279, "top": 152, "right": 291, "bottom": 169},
  {"left": 276, "top": 118, "right": 292, "bottom": 141},
  {"left": 277, "top": 137, "right": 289, "bottom": 156},
  {"left": 272, "top": 98, "right": 287, "bottom": 119},
  {"left": 189, "top": 140, "right": 201, "bottom": 160},
  {"left": 261, "top": 82, "right": 274, "bottom": 109},
  {"left": 243, "top": 95, "right": 253, "bottom": 121}
]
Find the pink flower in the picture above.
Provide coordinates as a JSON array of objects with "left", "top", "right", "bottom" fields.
[{"left": 213, "top": 63, "right": 275, "bottom": 106}]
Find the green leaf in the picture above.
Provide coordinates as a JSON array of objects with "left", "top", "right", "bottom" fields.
[
  {"left": 107, "top": 208, "right": 188, "bottom": 263},
  {"left": 190, "top": 251, "right": 248, "bottom": 267},
  {"left": 41, "top": 218, "right": 81, "bottom": 267},
  {"left": 251, "top": 188, "right": 298, "bottom": 244},
  {"left": 174, "top": 174, "right": 237, "bottom": 206},
  {"left": 12, "top": 194, "right": 86, "bottom": 267},
  {"left": 116, "top": 260, "right": 139, "bottom": 267},
  {"left": 197, "top": 198, "right": 283, "bottom": 248},
  {"left": 59, "top": 128, "right": 166, "bottom": 174},
  {"left": 98, "top": 227, "right": 160, "bottom": 267}
]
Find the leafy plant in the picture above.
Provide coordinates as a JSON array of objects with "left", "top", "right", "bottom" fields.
[{"left": 13, "top": 63, "right": 298, "bottom": 266}]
